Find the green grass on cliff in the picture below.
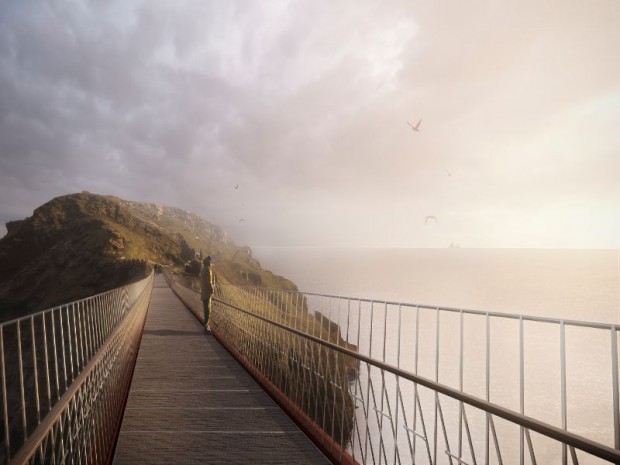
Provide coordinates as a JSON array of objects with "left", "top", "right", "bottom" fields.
[{"left": 0, "top": 191, "right": 297, "bottom": 320}]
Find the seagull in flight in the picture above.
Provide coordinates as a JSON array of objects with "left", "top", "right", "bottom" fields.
[
  {"left": 425, "top": 215, "right": 438, "bottom": 224},
  {"left": 234, "top": 184, "right": 239, "bottom": 190},
  {"left": 239, "top": 218, "right": 245, "bottom": 223},
  {"left": 407, "top": 119, "right": 423, "bottom": 132}
]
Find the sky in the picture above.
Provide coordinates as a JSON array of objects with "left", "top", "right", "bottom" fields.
[{"left": 1, "top": 1, "right": 619, "bottom": 248}]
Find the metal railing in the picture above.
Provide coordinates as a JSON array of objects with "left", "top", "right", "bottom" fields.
[
  {"left": 297, "top": 293, "right": 620, "bottom": 465},
  {"left": 163, "top": 271, "right": 357, "bottom": 463},
  {"left": 0, "top": 272, "right": 153, "bottom": 464},
  {"left": 165, "top": 271, "right": 620, "bottom": 465}
]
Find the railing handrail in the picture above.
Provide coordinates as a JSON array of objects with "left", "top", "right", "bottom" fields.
[
  {"left": 213, "top": 295, "right": 620, "bottom": 464},
  {"left": 0, "top": 277, "right": 152, "bottom": 328},
  {"left": 2, "top": 272, "right": 154, "bottom": 464},
  {"left": 221, "top": 284, "right": 620, "bottom": 331},
  {"left": 9, "top": 272, "right": 153, "bottom": 464},
  {"left": 166, "top": 274, "right": 620, "bottom": 463}
]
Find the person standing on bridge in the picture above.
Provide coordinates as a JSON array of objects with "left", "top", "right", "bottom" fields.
[{"left": 200, "top": 256, "right": 215, "bottom": 332}]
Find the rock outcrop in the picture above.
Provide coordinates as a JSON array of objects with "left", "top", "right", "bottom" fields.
[{"left": 0, "top": 192, "right": 296, "bottom": 321}]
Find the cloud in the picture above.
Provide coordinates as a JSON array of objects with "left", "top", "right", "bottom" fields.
[{"left": 0, "top": 0, "right": 619, "bottom": 247}]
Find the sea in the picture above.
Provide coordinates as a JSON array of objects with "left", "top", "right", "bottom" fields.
[{"left": 252, "top": 247, "right": 620, "bottom": 465}]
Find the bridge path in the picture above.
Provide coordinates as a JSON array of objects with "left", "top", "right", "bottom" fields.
[{"left": 112, "top": 275, "right": 331, "bottom": 465}]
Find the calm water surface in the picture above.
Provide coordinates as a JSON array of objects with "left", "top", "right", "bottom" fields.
[{"left": 252, "top": 248, "right": 620, "bottom": 323}]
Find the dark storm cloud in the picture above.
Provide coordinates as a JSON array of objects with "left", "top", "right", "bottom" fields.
[{"left": 0, "top": 1, "right": 242, "bottom": 211}]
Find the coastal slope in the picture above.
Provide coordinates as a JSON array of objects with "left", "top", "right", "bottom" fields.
[{"left": 0, "top": 191, "right": 295, "bottom": 320}]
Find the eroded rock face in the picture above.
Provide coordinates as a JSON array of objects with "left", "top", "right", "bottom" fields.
[{"left": 0, "top": 192, "right": 296, "bottom": 321}]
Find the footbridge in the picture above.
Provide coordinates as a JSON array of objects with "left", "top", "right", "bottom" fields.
[{"left": 1, "top": 272, "right": 620, "bottom": 464}]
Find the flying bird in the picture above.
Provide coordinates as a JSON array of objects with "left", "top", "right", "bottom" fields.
[
  {"left": 445, "top": 170, "right": 452, "bottom": 177},
  {"left": 425, "top": 215, "right": 438, "bottom": 224},
  {"left": 407, "top": 119, "right": 423, "bottom": 132},
  {"left": 234, "top": 184, "right": 239, "bottom": 190},
  {"left": 239, "top": 218, "right": 245, "bottom": 223}
]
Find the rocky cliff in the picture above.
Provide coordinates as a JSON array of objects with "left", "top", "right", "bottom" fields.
[{"left": 0, "top": 192, "right": 296, "bottom": 321}]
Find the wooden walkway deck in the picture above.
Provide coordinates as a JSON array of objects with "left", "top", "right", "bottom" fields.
[{"left": 112, "top": 275, "right": 331, "bottom": 464}]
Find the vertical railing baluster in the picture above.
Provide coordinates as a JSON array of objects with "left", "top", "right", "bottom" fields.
[
  {"left": 413, "top": 305, "right": 420, "bottom": 462},
  {"left": 83, "top": 299, "right": 91, "bottom": 360},
  {"left": 364, "top": 301, "right": 375, "bottom": 461},
  {"left": 358, "top": 299, "right": 370, "bottom": 464},
  {"left": 569, "top": 445, "right": 579, "bottom": 465},
  {"left": 433, "top": 308, "right": 440, "bottom": 465},
  {"left": 90, "top": 297, "right": 98, "bottom": 350},
  {"left": 324, "top": 298, "right": 338, "bottom": 448},
  {"left": 99, "top": 294, "right": 106, "bottom": 344},
  {"left": 377, "top": 301, "right": 388, "bottom": 465},
  {"left": 525, "top": 428, "right": 537, "bottom": 465},
  {"left": 51, "top": 310, "right": 61, "bottom": 400},
  {"left": 330, "top": 296, "right": 339, "bottom": 448},
  {"left": 459, "top": 310, "right": 464, "bottom": 462},
  {"left": 79, "top": 300, "right": 87, "bottom": 362},
  {"left": 520, "top": 316, "right": 524, "bottom": 465},
  {"left": 489, "top": 415, "right": 503, "bottom": 465},
  {"left": 1, "top": 327, "right": 10, "bottom": 464},
  {"left": 561, "top": 321, "right": 568, "bottom": 465},
  {"left": 350, "top": 298, "right": 362, "bottom": 463},
  {"left": 59, "top": 306, "right": 69, "bottom": 389},
  {"left": 17, "top": 320, "right": 27, "bottom": 441},
  {"left": 301, "top": 292, "right": 311, "bottom": 414},
  {"left": 340, "top": 296, "right": 352, "bottom": 464},
  {"left": 485, "top": 312, "right": 490, "bottom": 465},
  {"left": 463, "top": 407, "right": 478, "bottom": 465},
  {"left": 318, "top": 295, "right": 327, "bottom": 437},
  {"left": 31, "top": 315, "right": 41, "bottom": 425},
  {"left": 394, "top": 303, "right": 402, "bottom": 465},
  {"left": 611, "top": 326, "right": 620, "bottom": 451},
  {"left": 106, "top": 294, "right": 112, "bottom": 337},
  {"left": 100, "top": 293, "right": 106, "bottom": 348},
  {"left": 42, "top": 313, "right": 52, "bottom": 413},
  {"left": 91, "top": 300, "right": 99, "bottom": 355},
  {"left": 77, "top": 302, "right": 85, "bottom": 366},
  {"left": 66, "top": 304, "right": 77, "bottom": 383}
]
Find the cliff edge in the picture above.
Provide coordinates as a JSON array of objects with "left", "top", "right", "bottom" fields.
[{"left": 0, "top": 191, "right": 296, "bottom": 320}]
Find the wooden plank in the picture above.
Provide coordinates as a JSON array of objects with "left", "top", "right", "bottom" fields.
[{"left": 113, "top": 275, "right": 330, "bottom": 465}]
